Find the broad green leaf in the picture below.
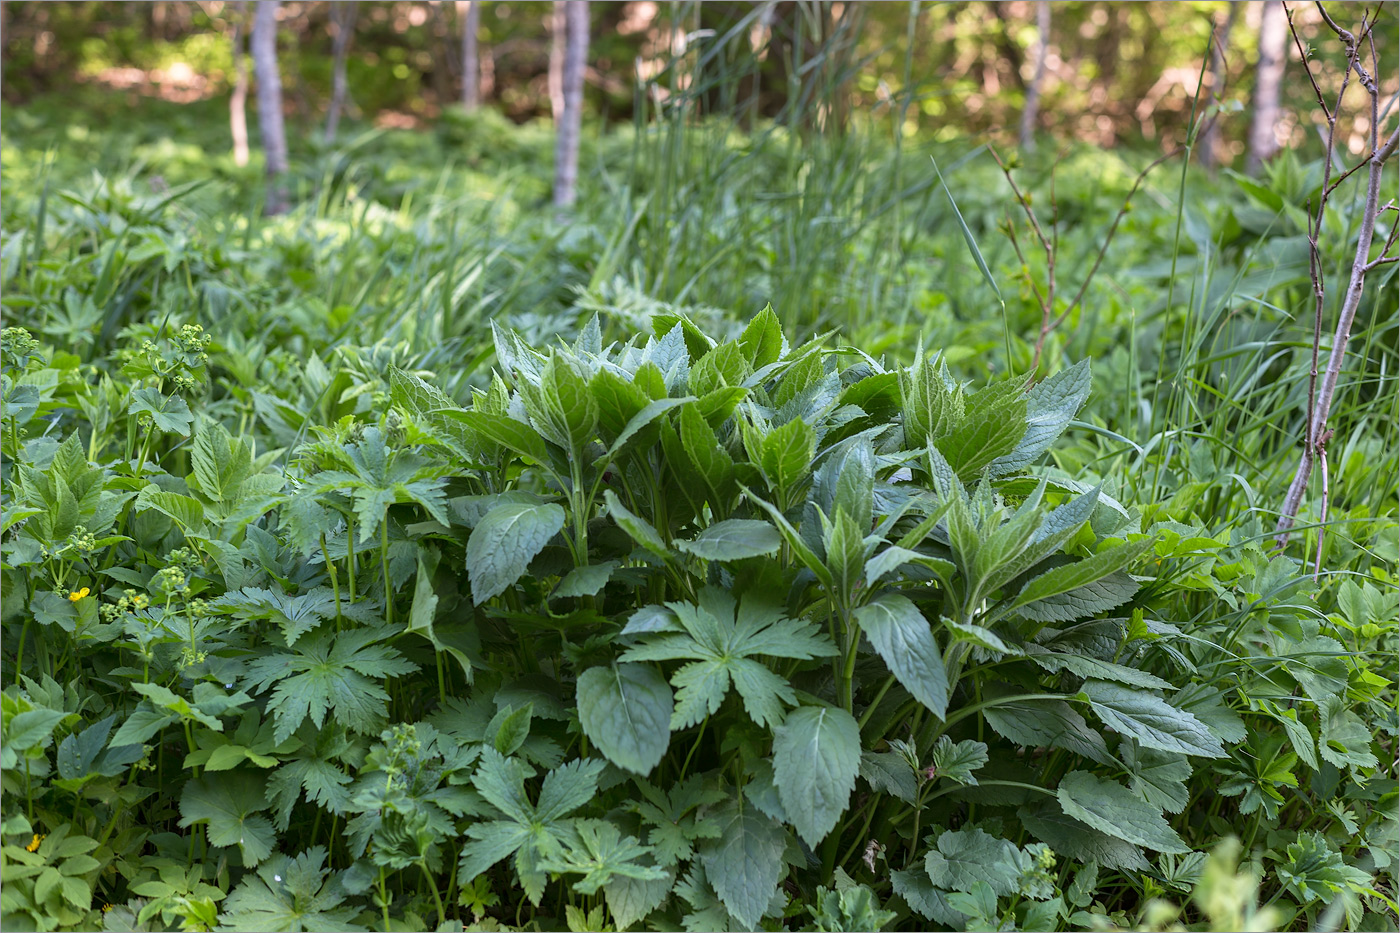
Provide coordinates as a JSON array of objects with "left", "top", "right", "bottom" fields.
[
  {"left": 1318, "top": 694, "right": 1378, "bottom": 772},
  {"left": 1007, "top": 539, "right": 1151, "bottom": 620},
  {"left": 990, "top": 359, "right": 1092, "bottom": 474},
  {"left": 858, "top": 751, "right": 918, "bottom": 803},
  {"left": 1083, "top": 680, "right": 1225, "bottom": 758},
  {"left": 935, "top": 380, "right": 1028, "bottom": 481},
  {"left": 854, "top": 594, "right": 948, "bottom": 718},
  {"left": 1056, "top": 770, "right": 1189, "bottom": 854},
  {"left": 1121, "top": 741, "right": 1191, "bottom": 813},
  {"left": 1018, "top": 801, "right": 1149, "bottom": 872},
  {"left": 758, "top": 417, "right": 816, "bottom": 500},
  {"left": 135, "top": 486, "right": 206, "bottom": 534},
  {"left": 697, "top": 798, "right": 788, "bottom": 930},
  {"left": 738, "top": 304, "right": 784, "bottom": 367},
  {"left": 982, "top": 692, "right": 1112, "bottom": 765},
  {"left": 466, "top": 502, "right": 566, "bottom": 604},
  {"left": 893, "top": 868, "right": 968, "bottom": 927},
  {"left": 1024, "top": 648, "right": 1172, "bottom": 690},
  {"left": 439, "top": 409, "right": 553, "bottom": 465},
  {"left": 190, "top": 420, "right": 253, "bottom": 503},
  {"left": 555, "top": 560, "right": 619, "bottom": 598},
  {"left": 773, "top": 705, "right": 861, "bottom": 847},
  {"left": 924, "top": 827, "right": 1027, "bottom": 896},
  {"left": 675, "top": 519, "right": 781, "bottom": 561},
  {"left": 604, "top": 490, "right": 672, "bottom": 560},
  {"left": 577, "top": 663, "right": 673, "bottom": 776}
]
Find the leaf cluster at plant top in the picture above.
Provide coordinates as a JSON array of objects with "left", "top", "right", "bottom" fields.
[{"left": 1, "top": 304, "right": 1394, "bottom": 932}]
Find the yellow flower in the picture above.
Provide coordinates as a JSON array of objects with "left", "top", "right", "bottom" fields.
[
  {"left": 68, "top": 587, "right": 90, "bottom": 603},
  {"left": 102, "top": 903, "right": 113, "bottom": 913},
  {"left": 26, "top": 833, "right": 44, "bottom": 852}
]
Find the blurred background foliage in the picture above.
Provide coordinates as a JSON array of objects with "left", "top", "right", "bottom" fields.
[{"left": 1, "top": 0, "right": 1393, "bottom": 158}]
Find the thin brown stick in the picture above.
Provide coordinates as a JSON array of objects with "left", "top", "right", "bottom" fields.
[{"left": 1276, "top": 2, "right": 1396, "bottom": 547}]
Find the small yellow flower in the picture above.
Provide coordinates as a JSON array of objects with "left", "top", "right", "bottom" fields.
[
  {"left": 68, "top": 587, "right": 90, "bottom": 603},
  {"left": 26, "top": 833, "right": 44, "bottom": 852},
  {"left": 102, "top": 903, "right": 113, "bottom": 913}
]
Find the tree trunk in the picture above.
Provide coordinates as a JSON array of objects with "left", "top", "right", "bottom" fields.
[
  {"left": 553, "top": 0, "right": 589, "bottom": 213},
  {"left": 1018, "top": 0, "right": 1050, "bottom": 152},
  {"left": 549, "top": 1, "right": 567, "bottom": 123},
  {"left": 1200, "top": 2, "right": 1240, "bottom": 172},
  {"left": 252, "top": 0, "right": 290, "bottom": 215},
  {"left": 230, "top": 0, "right": 250, "bottom": 166},
  {"left": 324, "top": 1, "right": 356, "bottom": 143},
  {"left": 459, "top": 0, "right": 480, "bottom": 109},
  {"left": 1246, "top": 0, "right": 1286, "bottom": 174}
]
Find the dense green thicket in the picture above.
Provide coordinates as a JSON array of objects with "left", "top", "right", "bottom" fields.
[{"left": 0, "top": 94, "right": 1396, "bottom": 933}]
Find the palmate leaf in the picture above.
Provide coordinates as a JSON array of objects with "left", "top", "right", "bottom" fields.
[
  {"left": 178, "top": 775, "right": 276, "bottom": 866},
  {"left": 620, "top": 586, "right": 836, "bottom": 729},
  {"left": 537, "top": 819, "right": 666, "bottom": 895},
  {"left": 772, "top": 705, "right": 861, "bottom": 847},
  {"left": 214, "top": 586, "right": 375, "bottom": 645},
  {"left": 219, "top": 846, "right": 363, "bottom": 932},
  {"left": 457, "top": 748, "right": 606, "bottom": 906},
  {"left": 308, "top": 427, "right": 451, "bottom": 543},
  {"left": 244, "top": 626, "right": 417, "bottom": 743}
]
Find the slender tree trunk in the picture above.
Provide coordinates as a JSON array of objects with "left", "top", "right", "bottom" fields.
[
  {"left": 1246, "top": 0, "right": 1286, "bottom": 174},
  {"left": 230, "top": 1, "right": 251, "bottom": 166},
  {"left": 324, "top": 1, "right": 356, "bottom": 142},
  {"left": 1200, "top": 2, "right": 1240, "bottom": 172},
  {"left": 553, "top": 0, "right": 589, "bottom": 213},
  {"left": 1018, "top": 0, "right": 1050, "bottom": 152},
  {"left": 252, "top": 0, "right": 289, "bottom": 215},
  {"left": 459, "top": 0, "right": 480, "bottom": 109},
  {"left": 549, "top": 1, "right": 567, "bottom": 123}
]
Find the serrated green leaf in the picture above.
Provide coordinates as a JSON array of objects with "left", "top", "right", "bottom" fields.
[
  {"left": 1007, "top": 540, "right": 1151, "bottom": 620},
  {"left": 577, "top": 663, "right": 673, "bottom": 776},
  {"left": 697, "top": 798, "right": 788, "bottom": 930},
  {"left": 467, "top": 502, "right": 566, "bottom": 604},
  {"left": 179, "top": 775, "right": 276, "bottom": 865},
  {"left": 1056, "top": 770, "right": 1189, "bottom": 853},
  {"left": 676, "top": 519, "right": 781, "bottom": 562},
  {"left": 1083, "top": 680, "right": 1225, "bottom": 758},
  {"left": 924, "top": 827, "right": 1027, "bottom": 896},
  {"left": 854, "top": 594, "right": 948, "bottom": 718},
  {"left": 773, "top": 705, "right": 861, "bottom": 847}
]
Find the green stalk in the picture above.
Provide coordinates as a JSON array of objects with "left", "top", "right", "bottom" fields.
[
  {"left": 381, "top": 518, "right": 393, "bottom": 626},
  {"left": 420, "top": 861, "right": 447, "bottom": 928},
  {"left": 321, "top": 533, "right": 341, "bottom": 622}
]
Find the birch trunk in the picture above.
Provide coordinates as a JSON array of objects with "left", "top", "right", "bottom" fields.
[
  {"left": 1018, "top": 0, "right": 1050, "bottom": 152},
  {"left": 230, "top": 0, "right": 250, "bottom": 166},
  {"left": 553, "top": 0, "right": 589, "bottom": 213},
  {"left": 1246, "top": 0, "right": 1286, "bottom": 174},
  {"left": 549, "top": 1, "right": 567, "bottom": 123},
  {"left": 252, "top": 0, "right": 289, "bottom": 215},
  {"left": 1200, "top": 2, "right": 1240, "bottom": 172},
  {"left": 460, "top": 0, "right": 480, "bottom": 109},
  {"left": 324, "top": 1, "right": 356, "bottom": 143}
]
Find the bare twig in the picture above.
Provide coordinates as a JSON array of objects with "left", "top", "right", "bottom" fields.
[
  {"left": 1276, "top": 2, "right": 1397, "bottom": 548},
  {"left": 991, "top": 145, "right": 1179, "bottom": 372}
]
